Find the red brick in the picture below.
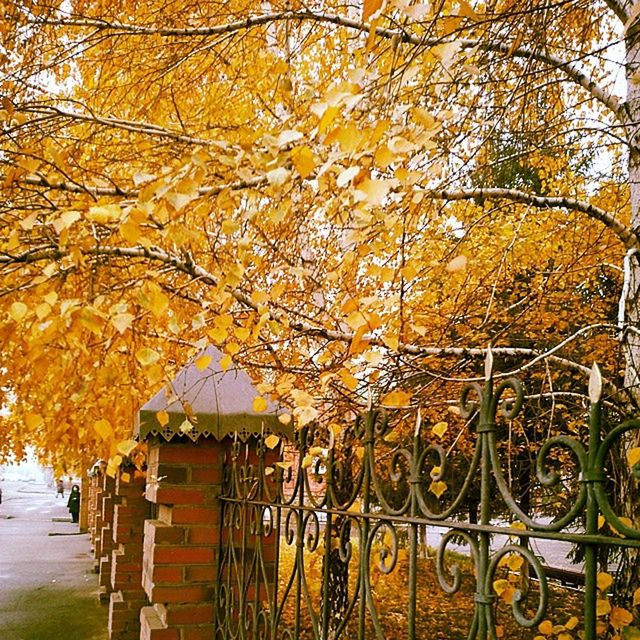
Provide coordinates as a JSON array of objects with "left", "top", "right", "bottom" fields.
[
  {"left": 163, "top": 604, "right": 214, "bottom": 625},
  {"left": 180, "top": 627, "right": 215, "bottom": 640},
  {"left": 145, "top": 520, "right": 186, "bottom": 544},
  {"left": 170, "top": 507, "right": 218, "bottom": 526},
  {"left": 184, "top": 565, "right": 216, "bottom": 582},
  {"left": 156, "top": 444, "right": 221, "bottom": 465},
  {"left": 187, "top": 527, "right": 219, "bottom": 545},
  {"left": 189, "top": 466, "right": 222, "bottom": 484},
  {"left": 150, "top": 585, "right": 214, "bottom": 604},
  {"left": 148, "top": 486, "right": 206, "bottom": 506},
  {"left": 152, "top": 565, "right": 183, "bottom": 584},
  {"left": 154, "top": 546, "right": 214, "bottom": 565}
]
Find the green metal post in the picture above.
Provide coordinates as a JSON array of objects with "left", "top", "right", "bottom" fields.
[{"left": 583, "top": 395, "right": 601, "bottom": 640}]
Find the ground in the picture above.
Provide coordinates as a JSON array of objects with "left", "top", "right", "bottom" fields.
[{"left": 0, "top": 478, "right": 108, "bottom": 640}]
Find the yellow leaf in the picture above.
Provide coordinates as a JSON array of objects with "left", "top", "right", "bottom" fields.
[
  {"left": 429, "top": 480, "right": 447, "bottom": 498},
  {"left": 598, "top": 514, "right": 606, "bottom": 529},
  {"left": 9, "top": 301, "right": 28, "bottom": 322},
  {"left": 278, "top": 413, "right": 292, "bottom": 425},
  {"left": 226, "top": 342, "right": 240, "bottom": 356},
  {"left": 276, "top": 461, "right": 292, "bottom": 470},
  {"left": 156, "top": 410, "right": 169, "bottom": 427},
  {"left": 458, "top": 0, "right": 479, "bottom": 20},
  {"left": 610, "top": 607, "right": 634, "bottom": 629},
  {"left": 302, "top": 454, "right": 314, "bottom": 469},
  {"left": 195, "top": 354, "right": 212, "bottom": 371},
  {"left": 60, "top": 210, "right": 81, "bottom": 229},
  {"left": 565, "top": 616, "right": 579, "bottom": 630},
  {"left": 291, "top": 389, "right": 315, "bottom": 408},
  {"left": 597, "top": 571, "right": 613, "bottom": 592},
  {"left": 432, "top": 421, "right": 448, "bottom": 438},
  {"left": 380, "top": 390, "right": 412, "bottom": 407},
  {"left": 291, "top": 146, "right": 315, "bottom": 179},
  {"left": 208, "top": 326, "right": 227, "bottom": 343},
  {"left": 221, "top": 219, "right": 239, "bottom": 235},
  {"left": 363, "top": 0, "right": 383, "bottom": 20},
  {"left": 596, "top": 598, "right": 612, "bottom": 617},
  {"left": 264, "top": 434, "right": 280, "bottom": 449},
  {"left": 446, "top": 254, "right": 468, "bottom": 273},
  {"left": 87, "top": 204, "right": 122, "bottom": 224},
  {"left": 538, "top": 620, "right": 554, "bottom": 636},
  {"left": 294, "top": 405, "right": 318, "bottom": 426},
  {"left": 354, "top": 178, "right": 392, "bottom": 206},
  {"left": 136, "top": 347, "right": 160, "bottom": 367},
  {"left": 382, "top": 334, "right": 399, "bottom": 350},
  {"left": 116, "top": 439, "right": 138, "bottom": 457},
  {"left": 219, "top": 354, "right": 232, "bottom": 371},
  {"left": 507, "top": 554, "right": 524, "bottom": 571},
  {"left": 137, "top": 282, "right": 169, "bottom": 319},
  {"left": 339, "top": 369, "right": 359, "bottom": 391},
  {"left": 119, "top": 220, "right": 141, "bottom": 243},
  {"left": 318, "top": 105, "right": 339, "bottom": 135},
  {"left": 627, "top": 447, "right": 640, "bottom": 468},
  {"left": 25, "top": 413, "right": 44, "bottom": 430},
  {"left": 111, "top": 313, "right": 134, "bottom": 334},
  {"left": 253, "top": 396, "right": 268, "bottom": 412},
  {"left": 93, "top": 418, "right": 113, "bottom": 441}
]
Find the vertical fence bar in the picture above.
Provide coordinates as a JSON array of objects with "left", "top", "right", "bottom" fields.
[
  {"left": 359, "top": 411, "right": 372, "bottom": 640},
  {"left": 407, "top": 424, "right": 420, "bottom": 640},
  {"left": 583, "top": 392, "right": 601, "bottom": 640}
]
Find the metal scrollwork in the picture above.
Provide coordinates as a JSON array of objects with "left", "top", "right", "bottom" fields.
[{"left": 215, "top": 360, "right": 640, "bottom": 640}]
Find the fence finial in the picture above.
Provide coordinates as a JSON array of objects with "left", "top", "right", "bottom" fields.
[
  {"left": 588, "top": 363, "right": 602, "bottom": 404},
  {"left": 484, "top": 345, "right": 494, "bottom": 381}
]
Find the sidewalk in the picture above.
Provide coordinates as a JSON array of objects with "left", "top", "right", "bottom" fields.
[{"left": 0, "top": 479, "right": 108, "bottom": 640}]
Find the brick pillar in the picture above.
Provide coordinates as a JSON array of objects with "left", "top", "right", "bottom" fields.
[
  {"left": 99, "top": 473, "right": 119, "bottom": 601},
  {"left": 79, "top": 478, "right": 90, "bottom": 533},
  {"left": 140, "top": 436, "right": 223, "bottom": 640},
  {"left": 89, "top": 469, "right": 105, "bottom": 563},
  {"left": 108, "top": 470, "right": 148, "bottom": 640}
]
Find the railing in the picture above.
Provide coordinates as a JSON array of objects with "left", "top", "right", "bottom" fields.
[{"left": 214, "top": 356, "right": 640, "bottom": 640}]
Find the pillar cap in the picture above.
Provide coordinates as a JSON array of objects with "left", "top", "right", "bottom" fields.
[{"left": 136, "top": 345, "right": 291, "bottom": 443}]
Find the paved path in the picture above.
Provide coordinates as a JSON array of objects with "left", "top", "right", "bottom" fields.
[{"left": 0, "top": 479, "right": 108, "bottom": 640}]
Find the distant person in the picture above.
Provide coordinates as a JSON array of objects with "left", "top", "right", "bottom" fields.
[
  {"left": 56, "top": 480, "right": 64, "bottom": 498},
  {"left": 67, "top": 484, "right": 80, "bottom": 523}
]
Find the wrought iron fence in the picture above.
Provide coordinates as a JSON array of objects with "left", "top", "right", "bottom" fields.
[{"left": 214, "top": 357, "right": 640, "bottom": 640}]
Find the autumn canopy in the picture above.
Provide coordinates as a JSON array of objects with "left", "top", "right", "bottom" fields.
[{"left": 0, "top": 0, "right": 637, "bottom": 474}]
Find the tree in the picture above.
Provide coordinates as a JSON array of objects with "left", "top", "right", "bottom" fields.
[{"left": 1, "top": 0, "right": 639, "bottom": 614}]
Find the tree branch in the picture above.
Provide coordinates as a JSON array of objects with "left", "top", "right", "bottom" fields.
[
  {"left": 30, "top": 10, "right": 623, "bottom": 118},
  {"left": 0, "top": 244, "right": 628, "bottom": 407},
  {"left": 432, "top": 187, "right": 638, "bottom": 249}
]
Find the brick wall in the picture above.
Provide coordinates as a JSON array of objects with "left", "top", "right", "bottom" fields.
[{"left": 108, "top": 470, "right": 148, "bottom": 640}]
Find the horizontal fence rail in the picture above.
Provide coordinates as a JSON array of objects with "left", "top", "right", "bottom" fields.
[{"left": 214, "top": 361, "right": 640, "bottom": 640}]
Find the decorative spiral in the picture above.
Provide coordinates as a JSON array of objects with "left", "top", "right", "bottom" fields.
[
  {"left": 369, "top": 521, "right": 399, "bottom": 575},
  {"left": 460, "top": 382, "right": 484, "bottom": 419},
  {"left": 494, "top": 378, "right": 524, "bottom": 419},
  {"left": 436, "top": 529, "right": 479, "bottom": 594},
  {"left": 255, "top": 608, "right": 270, "bottom": 640},
  {"left": 370, "top": 446, "right": 412, "bottom": 516},
  {"left": 338, "top": 515, "right": 359, "bottom": 563},
  {"left": 262, "top": 505, "right": 274, "bottom": 537},
  {"left": 302, "top": 510, "right": 321, "bottom": 552},
  {"left": 594, "top": 420, "right": 640, "bottom": 539},
  {"left": 284, "top": 508, "right": 300, "bottom": 546},
  {"left": 487, "top": 544, "right": 548, "bottom": 628},
  {"left": 490, "top": 435, "right": 586, "bottom": 531},
  {"left": 248, "top": 504, "right": 261, "bottom": 536}
]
